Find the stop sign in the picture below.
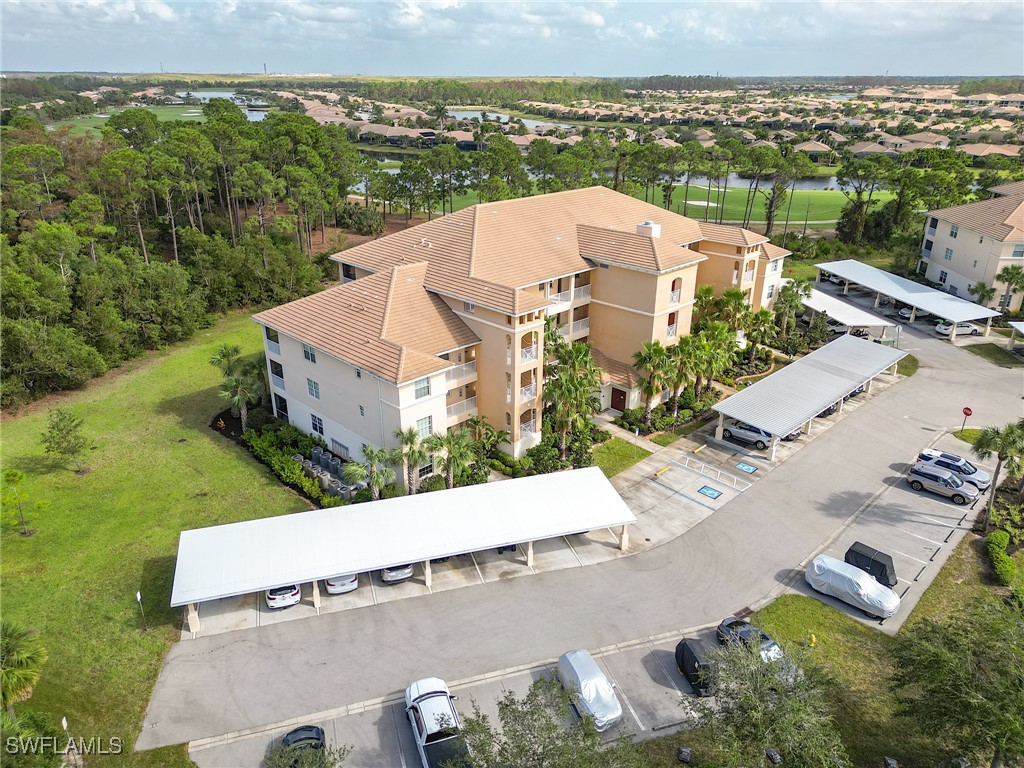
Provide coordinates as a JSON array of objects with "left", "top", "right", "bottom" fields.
[{"left": 963, "top": 407, "right": 972, "bottom": 417}]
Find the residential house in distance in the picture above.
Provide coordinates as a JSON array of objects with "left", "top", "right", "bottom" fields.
[
  {"left": 253, "top": 188, "right": 789, "bottom": 468},
  {"left": 918, "top": 181, "right": 1024, "bottom": 309}
]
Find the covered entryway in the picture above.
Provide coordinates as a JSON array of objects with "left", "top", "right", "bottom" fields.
[{"left": 611, "top": 388, "right": 627, "bottom": 411}]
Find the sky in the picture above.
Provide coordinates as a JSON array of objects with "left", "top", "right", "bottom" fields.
[{"left": 1, "top": 0, "right": 1022, "bottom": 78}]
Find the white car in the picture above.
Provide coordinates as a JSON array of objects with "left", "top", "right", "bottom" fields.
[
  {"left": 381, "top": 564, "right": 415, "bottom": 584},
  {"left": 404, "top": 678, "right": 470, "bottom": 768},
  {"left": 805, "top": 554, "right": 901, "bottom": 619},
  {"left": 898, "top": 307, "right": 930, "bottom": 320},
  {"left": 323, "top": 573, "right": 359, "bottom": 595},
  {"left": 826, "top": 318, "right": 848, "bottom": 335},
  {"left": 934, "top": 321, "right": 981, "bottom": 337},
  {"left": 265, "top": 584, "right": 301, "bottom": 609}
]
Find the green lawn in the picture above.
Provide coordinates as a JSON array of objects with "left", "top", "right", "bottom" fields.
[
  {"left": 591, "top": 437, "right": 651, "bottom": 477},
  {"left": 897, "top": 353, "right": 919, "bottom": 377},
  {"left": 649, "top": 416, "right": 715, "bottom": 447},
  {"left": 963, "top": 342, "right": 1024, "bottom": 368},
  {"left": 953, "top": 428, "right": 984, "bottom": 445},
  {"left": 51, "top": 105, "right": 270, "bottom": 137},
  {"left": 0, "top": 311, "right": 308, "bottom": 766}
]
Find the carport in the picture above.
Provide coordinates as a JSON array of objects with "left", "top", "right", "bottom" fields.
[
  {"left": 170, "top": 467, "right": 636, "bottom": 633},
  {"left": 1007, "top": 320, "right": 1024, "bottom": 351},
  {"left": 799, "top": 283, "right": 897, "bottom": 337},
  {"left": 815, "top": 259, "right": 1001, "bottom": 340},
  {"left": 712, "top": 335, "right": 907, "bottom": 461}
]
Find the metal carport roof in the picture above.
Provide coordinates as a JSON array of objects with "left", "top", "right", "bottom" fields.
[
  {"left": 712, "top": 334, "right": 907, "bottom": 439},
  {"left": 170, "top": 467, "right": 636, "bottom": 606},
  {"left": 816, "top": 259, "right": 1002, "bottom": 324},
  {"left": 800, "top": 285, "right": 896, "bottom": 328}
]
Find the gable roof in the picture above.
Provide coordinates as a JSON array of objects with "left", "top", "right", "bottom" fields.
[
  {"left": 928, "top": 193, "right": 1024, "bottom": 243},
  {"left": 698, "top": 221, "right": 769, "bottom": 247},
  {"left": 253, "top": 262, "right": 479, "bottom": 384},
  {"left": 577, "top": 224, "right": 705, "bottom": 273}
]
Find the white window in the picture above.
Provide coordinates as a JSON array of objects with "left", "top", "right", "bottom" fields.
[
  {"left": 1014, "top": 244, "right": 1024, "bottom": 258},
  {"left": 770, "top": 260, "right": 780, "bottom": 273},
  {"left": 938, "top": 270, "right": 948, "bottom": 284},
  {"left": 416, "top": 416, "right": 432, "bottom": 438},
  {"left": 264, "top": 327, "right": 279, "bottom": 343},
  {"left": 464, "top": 301, "right": 475, "bottom": 313},
  {"left": 307, "top": 379, "right": 320, "bottom": 399},
  {"left": 302, "top": 344, "right": 317, "bottom": 363},
  {"left": 944, "top": 248, "right": 953, "bottom": 261},
  {"left": 311, "top": 414, "right": 324, "bottom": 435},
  {"left": 355, "top": 369, "right": 362, "bottom": 379},
  {"left": 950, "top": 224, "right": 958, "bottom": 238},
  {"left": 342, "top": 263, "right": 357, "bottom": 280},
  {"left": 766, "top": 284, "right": 775, "bottom": 299},
  {"left": 999, "top": 293, "right": 1011, "bottom": 309},
  {"left": 414, "top": 378, "right": 430, "bottom": 399},
  {"left": 417, "top": 461, "right": 433, "bottom": 479},
  {"left": 359, "top": 405, "right": 365, "bottom": 417}
]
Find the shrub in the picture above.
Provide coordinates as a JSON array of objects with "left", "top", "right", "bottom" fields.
[
  {"left": 380, "top": 482, "right": 407, "bottom": 499},
  {"left": 991, "top": 503, "right": 1024, "bottom": 546},
  {"left": 987, "top": 530, "right": 1017, "bottom": 587},
  {"left": 417, "top": 474, "right": 448, "bottom": 492},
  {"left": 524, "top": 441, "right": 565, "bottom": 475},
  {"left": 242, "top": 422, "right": 333, "bottom": 507},
  {"left": 592, "top": 428, "right": 612, "bottom": 444},
  {"left": 352, "top": 488, "right": 372, "bottom": 503},
  {"left": 489, "top": 458, "right": 512, "bottom": 476}
]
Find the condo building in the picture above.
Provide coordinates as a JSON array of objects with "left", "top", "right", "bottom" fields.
[{"left": 253, "top": 187, "right": 789, "bottom": 466}]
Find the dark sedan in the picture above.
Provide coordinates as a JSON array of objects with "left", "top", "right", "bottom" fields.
[
  {"left": 281, "top": 725, "right": 326, "bottom": 755},
  {"left": 715, "top": 615, "right": 784, "bottom": 663}
]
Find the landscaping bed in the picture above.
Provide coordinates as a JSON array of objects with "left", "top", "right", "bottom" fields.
[{"left": 613, "top": 385, "right": 722, "bottom": 437}]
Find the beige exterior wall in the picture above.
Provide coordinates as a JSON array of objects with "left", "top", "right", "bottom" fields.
[
  {"left": 694, "top": 241, "right": 762, "bottom": 304},
  {"left": 921, "top": 215, "right": 1024, "bottom": 310},
  {"left": 753, "top": 257, "right": 786, "bottom": 310}
]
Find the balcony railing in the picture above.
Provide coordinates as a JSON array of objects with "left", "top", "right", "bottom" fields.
[
  {"left": 445, "top": 360, "right": 477, "bottom": 382},
  {"left": 670, "top": 289, "right": 681, "bottom": 304},
  {"left": 547, "top": 289, "right": 571, "bottom": 304},
  {"left": 743, "top": 270, "right": 755, "bottom": 283},
  {"left": 271, "top": 374, "right": 285, "bottom": 390},
  {"left": 556, "top": 324, "right": 570, "bottom": 337},
  {"left": 446, "top": 397, "right": 477, "bottom": 419},
  {"left": 571, "top": 317, "right": 590, "bottom": 335},
  {"left": 521, "top": 345, "right": 538, "bottom": 364},
  {"left": 520, "top": 383, "right": 536, "bottom": 403},
  {"left": 667, "top": 324, "right": 678, "bottom": 339},
  {"left": 506, "top": 384, "right": 512, "bottom": 403},
  {"left": 520, "top": 419, "right": 537, "bottom": 434},
  {"left": 573, "top": 284, "right": 591, "bottom": 301}
]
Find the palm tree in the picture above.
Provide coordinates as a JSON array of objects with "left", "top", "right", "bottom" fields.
[
  {"left": 241, "top": 353, "right": 270, "bottom": 409},
  {"left": 632, "top": 340, "right": 670, "bottom": 426},
  {"left": 968, "top": 281, "right": 997, "bottom": 307},
  {"left": 743, "top": 308, "right": 778, "bottom": 362},
  {"left": 971, "top": 421, "right": 1024, "bottom": 531},
  {"left": 665, "top": 337, "right": 695, "bottom": 420},
  {"left": 218, "top": 373, "right": 262, "bottom": 431},
  {"left": 394, "top": 427, "right": 429, "bottom": 495},
  {"left": 716, "top": 288, "right": 749, "bottom": 331},
  {"left": 465, "top": 414, "right": 509, "bottom": 460},
  {"left": 425, "top": 429, "right": 476, "bottom": 489},
  {"left": 995, "top": 265, "right": 1024, "bottom": 311},
  {"left": 209, "top": 343, "right": 242, "bottom": 376},
  {"left": 773, "top": 278, "right": 812, "bottom": 337},
  {"left": 544, "top": 342, "right": 603, "bottom": 459},
  {"left": 693, "top": 284, "right": 717, "bottom": 329},
  {"left": 694, "top": 321, "right": 736, "bottom": 397},
  {"left": 1, "top": 619, "right": 47, "bottom": 720},
  {"left": 342, "top": 445, "right": 398, "bottom": 501}
]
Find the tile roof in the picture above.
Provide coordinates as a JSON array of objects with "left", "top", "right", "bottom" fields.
[
  {"left": 253, "top": 262, "right": 479, "bottom": 384},
  {"left": 760, "top": 242, "right": 792, "bottom": 260},
  {"left": 592, "top": 348, "right": 640, "bottom": 389},
  {"left": 991, "top": 181, "right": 1024, "bottom": 197},
  {"left": 698, "top": 221, "right": 769, "bottom": 247},
  {"left": 577, "top": 224, "right": 705, "bottom": 273},
  {"left": 928, "top": 192, "right": 1024, "bottom": 243}
]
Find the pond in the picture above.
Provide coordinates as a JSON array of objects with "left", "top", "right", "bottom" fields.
[
  {"left": 447, "top": 109, "right": 572, "bottom": 131},
  {"left": 175, "top": 90, "right": 270, "bottom": 122}
]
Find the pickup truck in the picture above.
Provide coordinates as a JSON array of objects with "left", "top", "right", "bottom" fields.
[{"left": 404, "top": 678, "right": 471, "bottom": 768}]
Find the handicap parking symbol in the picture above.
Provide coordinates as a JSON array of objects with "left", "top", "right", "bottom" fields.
[
  {"left": 698, "top": 485, "right": 723, "bottom": 500},
  {"left": 736, "top": 461, "right": 758, "bottom": 474}
]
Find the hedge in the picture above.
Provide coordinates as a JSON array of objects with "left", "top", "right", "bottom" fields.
[
  {"left": 242, "top": 422, "right": 337, "bottom": 507},
  {"left": 987, "top": 530, "right": 1018, "bottom": 587}
]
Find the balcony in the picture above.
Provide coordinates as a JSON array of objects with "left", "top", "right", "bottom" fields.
[
  {"left": 743, "top": 270, "right": 755, "bottom": 284},
  {"left": 521, "top": 345, "right": 538, "bottom": 364},
  {"left": 571, "top": 317, "right": 590, "bottom": 335},
  {"left": 573, "top": 284, "right": 591, "bottom": 301},
  {"left": 667, "top": 324, "right": 678, "bottom": 339},
  {"left": 445, "top": 360, "right": 477, "bottom": 383},
  {"left": 520, "top": 419, "right": 537, "bottom": 434},
  {"left": 271, "top": 373, "right": 285, "bottom": 390},
  {"left": 556, "top": 324, "right": 570, "bottom": 337},
  {"left": 520, "top": 383, "right": 536, "bottom": 403},
  {"left": 446, "top": 396, "right": 477, "bottom": 419},
  {"left": 670, "top": 289, "right": 681, "bottom": 304},
  {"left": 547, "top": 289, "right": 571, "bottom": 303},
  {"left": 545, "top": 289, "right": 572, "bottom": 315}
]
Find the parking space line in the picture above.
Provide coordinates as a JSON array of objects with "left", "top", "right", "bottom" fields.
[
  {"left": 900, "top": 529, "right": 946, "bottom": 547},
  {"left": 888, "top": 548, "right": 929, "bottom": 565},
  {"left": 647, "top": 642, "right": 683, "bottom": 697},
  {"left": 597, "top": 665, "right": 645, "bottom": 733},
  {"left": 469, "top": 552, "right": 488, "bottom": 581},
  {"left": 913, "top": 513, "right": 962, "bottom": 530},
  {"left": 389, "top": 705, "right": 408, "bottom": 768},
  {"left": 562, "top": 536, "right": 584, "bottom": 566},
  {"left": 369, "top": 578, "right": 378, "bottom": 606}
]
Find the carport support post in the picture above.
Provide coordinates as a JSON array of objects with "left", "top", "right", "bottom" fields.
[
  {"left": 187, "top": 603, "right": 201, "bottom": 634},
  {"left": 843, "top": 281, "right": 850, "bottom": 295},
  {"left": 311, "top": 579, "right": 321, "bottom": 615},
  {"left": 526, "top": 540, "right": 534, "bottom": 567},
  {"left": 1011, "top": 328, "right": 1019, "bottom": 351},
  {"left": 984, "top": 317, "right": 992, "bottom": 338},
  {"left": 866, "top": 376, "right": 874, "bottom": 393},
  {"left": 619, "top": 525, "right": 630, "bottom": 551},
  {"left": 950, "top": 324, "right": 958, "bottom": 343},
  {"left": 714, "top": 412, "right": 725, "bottom": 440},
  {"left": 769, "top": 438, "right": 779, "bottom": 462},
  {"left": 422, "top": 559, "right": 432, "bottom": 588},
  {"left": 804, "top": 418, "right": 813, "bottom": 435},
  {"left": 909, "top": 308, "right": 917, "bottom": 322},
  {"left": 873, "top": 292, "right": 881, "bottom": 308}
]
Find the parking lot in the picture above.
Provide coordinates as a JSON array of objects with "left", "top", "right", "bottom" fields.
[{"left": 188, "top": 630, "right": 715, "bottom": 768}]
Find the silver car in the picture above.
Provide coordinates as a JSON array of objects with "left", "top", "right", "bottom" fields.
[
  {"left": 722, "top": 420, "right": 773, "bottom": 450},
  {"left": 556, "top": 650, "right": 622, "bottom": 732},
  {"left": 906, "top": 464, "right": 980, "bottom": 505},
  {"left": 381, "top": 564, "right": 415, "bottom": 584},
  {"left": 805, "top": 554, "right": 901, "bottom": 619},
  {"left": 916, "top": 449, "right": 991, "bottom": 490}
]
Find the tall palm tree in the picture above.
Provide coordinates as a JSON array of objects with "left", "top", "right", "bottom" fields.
[
  {"left": 995, "top": 265, "right": 1024, "bottom": 311},
  {"left": 665, "top": 337, "right": 695, "bottom": 419},
  {"left": 218, "top": 372, "right": 262, "bottom": 431},
  {"left": 716, "top": 288, "right": 749, "bottom": 331},
  {"left": 632, "top": 340, "right": 670, "bottom": 425},
  {"left": 694, "top": 321, "right": 736, "bottom": 397},
  {"left": 693, "top": 284, "right": 717, "bottom": 329},
  {"left": 773, "top": 278, "right": 812, "bottom": 337},
  {"left": 1, "top": 619, "right": 47, "bottom": 720},
  {"left": 394, "top": 427, "right": 429, "bottom": 495},
  {"left": 241, "top": 352, "right": 271, "bottom": 409},
  {"left": 743, "top": 308, "right": 778, "bottom": 362},
  {"left": 544, "top": 342, "right": 603, "bottom": 459},
  {"left": 967, "top": 281, "right": 997, "bottom": 307},
  {"left": 342, "top": 445, "right": 398, "bottom": 501},
  {"left": 971, "top": 421, "right": 1024, "bottom": 531},
  {"left": 464, "top": 414, "right": 508, "bottom": 459},
  {"left": 425, "top": 429, "right": 476, "bottom": 489},
  {"left": 209, "top": 343, "right": 243, "bottom": 376}
]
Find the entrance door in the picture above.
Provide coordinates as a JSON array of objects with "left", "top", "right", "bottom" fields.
[{"left": 611, "top": 388, "right": 627, "bottom": 412}]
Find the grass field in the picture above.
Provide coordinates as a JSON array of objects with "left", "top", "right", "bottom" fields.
[
  {"left": 52, "top": 105, "right": 209, "bottom": 136},
  {"left": 963, "top": 342, "right": 1024, "bottom": 367},
  {"left": 591, "top": 437, "right": 650, "bottom": 477},
  {"left": 0, "top": 311, "right": 308, "bottom": 766}
]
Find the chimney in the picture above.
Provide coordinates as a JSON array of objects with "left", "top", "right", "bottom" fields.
[{"left": 636, "top": 220, "right": 661, "bottom": 239}]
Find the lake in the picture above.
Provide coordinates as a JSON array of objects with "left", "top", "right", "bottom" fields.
[
  {"left": 447, "top": 109, "right": 572, "bottom": 131},
  {"left": 175, "top": 90, "right": 270, "bottom": 121}
]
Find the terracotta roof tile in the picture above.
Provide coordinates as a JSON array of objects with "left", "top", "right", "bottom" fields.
[
  {"left": 592, "top": 348, "right": 639, "bottom": 389},
  {"left": 928, "top": 193, "right": 1024, "bottom": 243},
  {"left": 577, "top": 224, "right": 705, "bottom": 273},
  {"left": 698, "top": 222, "right": 769, "bottom": 247}
]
